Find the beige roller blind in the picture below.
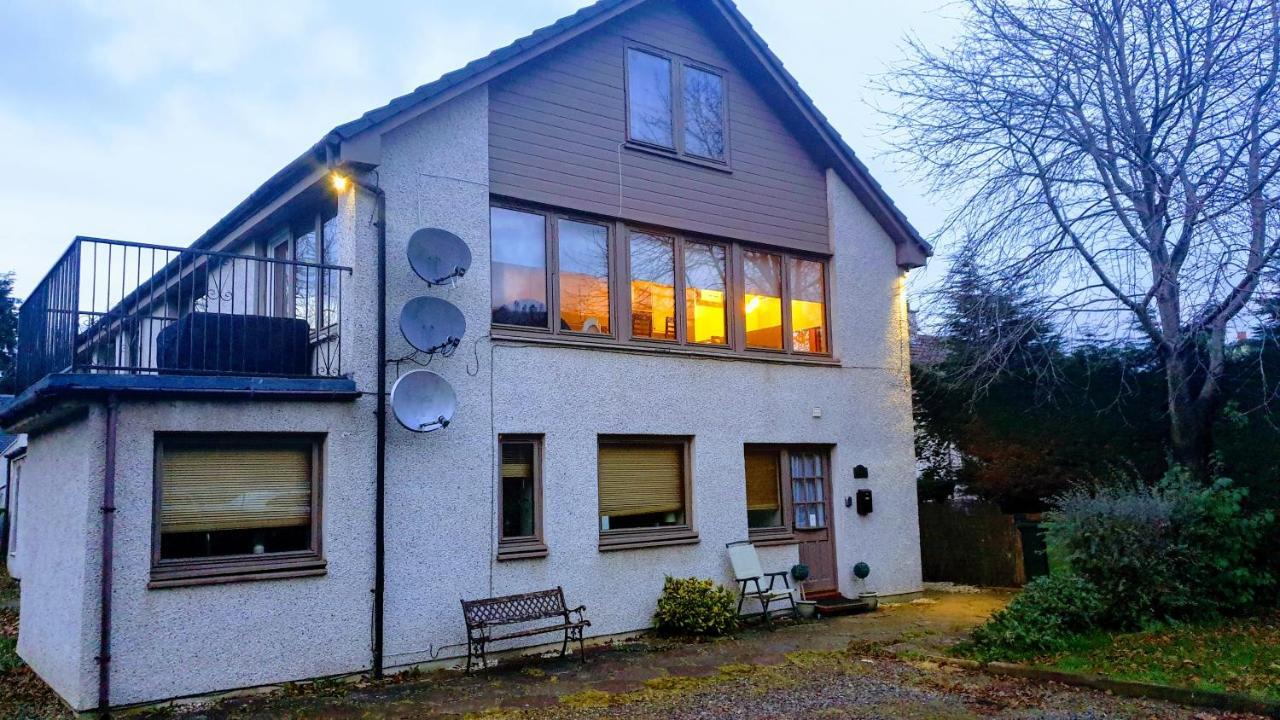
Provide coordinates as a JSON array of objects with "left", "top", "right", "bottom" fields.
[
  {"left": 160, "top": 444, "right": 312, "bottom": 534},
  {"left": 598, "top": 443, "right": 683, "bottom": 518},
  {"left": 501, "top": 443, "right": 534, "bottom": 480},
  {"left": 744, "top": 450, "right": 781, "bottom": 511}
]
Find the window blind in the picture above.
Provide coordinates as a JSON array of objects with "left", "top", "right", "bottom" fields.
[
  {"left": 744, "top": 450, "right": 781, "bottom": 511},
  {"left": 501, "top": 443, "right": 534, "bottom": 479},
  {"left": 160, "top": 445, "right": 312, "bottom": 534},
  {"left": 598, "top": 443, "right": 683, "bottom": 518}
]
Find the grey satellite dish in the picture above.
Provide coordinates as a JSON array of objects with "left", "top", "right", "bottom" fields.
[
  {"left": 399, "top": 296, "right": 465, "bottom": 355},
  {"left": 408, "top": 228, "right": 471, "bottom": 286},
  {"left": 390, "top": 370, "right": 456, "bottom": 433}
]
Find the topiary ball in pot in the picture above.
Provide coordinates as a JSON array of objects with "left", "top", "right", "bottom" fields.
[{"left": 653, "top": 576, "right": 739, "bottom": 637}]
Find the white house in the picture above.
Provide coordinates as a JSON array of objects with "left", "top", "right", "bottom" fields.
[{"left": 0, "top": 0, "right": 929, "bottom": 712}]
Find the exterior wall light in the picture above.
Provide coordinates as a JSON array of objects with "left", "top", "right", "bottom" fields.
[{"left": 330, "top": 173, "right": 350, "bottom": 192}]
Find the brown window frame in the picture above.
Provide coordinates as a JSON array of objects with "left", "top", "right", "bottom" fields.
[
  {"left": 743, "top": 445, "right": 832, "bottom": 546},
  {"left": 260, "top": 204, "right": 340, "bottom": 341},
  {"left": 597, "top": 435, "right": 698, "bottom": 551},
  {"left": 623, "top": 43, "right": 731, "bottom": 169},
  {"left": 491, "top": 201, "right": 833, "bottom": 362},
  {"left": 497, "top": 434, "right": 548, "bottom": 561},
  {"left": 150, "top": 433, "right": 326, "bottom": 589},
  {"left": 490, "top": 202, "right": 619, "bottom": 342}
]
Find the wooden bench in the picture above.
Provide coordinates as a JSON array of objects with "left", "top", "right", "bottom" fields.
[{"left": 461, "top": 587, "right": 590, "bottom": 673}]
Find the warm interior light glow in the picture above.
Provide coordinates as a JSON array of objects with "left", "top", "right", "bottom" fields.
[
  {"left": 330, "top": 173, "right": 349, "bottom": 192},
  {"left": 745, "top": 296, "right": 761, "bottom": 314}
]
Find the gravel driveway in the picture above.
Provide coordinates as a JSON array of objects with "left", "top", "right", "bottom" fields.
[{"left": 163, "top": 592, "right": 1264, "bottom": 719}]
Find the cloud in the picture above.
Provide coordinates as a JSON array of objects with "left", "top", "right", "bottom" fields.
[{"left": 76, "top": 0, "right": 309, "bottom": 83}]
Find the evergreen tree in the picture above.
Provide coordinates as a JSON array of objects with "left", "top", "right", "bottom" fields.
[{"left": 0, "top": 272, "right": 17, "bottom": 394}]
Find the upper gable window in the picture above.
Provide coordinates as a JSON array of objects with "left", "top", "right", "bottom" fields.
[
  {"left": 683, "top": 66, "right": 725, "bottom": 160},
  {"left": 626, "top": 46, "right": 727, "bottom": 163},
  {"left": 627, "top": 49, "right": 674, "bottom": 147}
]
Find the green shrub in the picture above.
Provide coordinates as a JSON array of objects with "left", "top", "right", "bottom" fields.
[
  {"left": 653, "top": 576, "right": 739, "bottom": 637},
  {"left": 959, "top": 574, "right": 1104, "bottom": 661},
  {"left": 1045, "top": 468, "right": 1274, "bottom": 628}
]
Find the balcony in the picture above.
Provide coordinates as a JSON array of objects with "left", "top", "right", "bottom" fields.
[{"left": 14, "top": 237, "right": 353, "bottom": 397}]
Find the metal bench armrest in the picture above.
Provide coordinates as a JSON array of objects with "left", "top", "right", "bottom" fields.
[{"left": 564, "top": 605, "right": 589, "bottom": 624}]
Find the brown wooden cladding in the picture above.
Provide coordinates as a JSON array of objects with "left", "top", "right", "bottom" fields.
[{"left": 488, "top": 0, "right": 831, "bottom": 255}]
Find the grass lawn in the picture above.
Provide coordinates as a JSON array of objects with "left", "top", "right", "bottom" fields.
[
  {"left": 1034, "top": 613, "right": 1280, "bottom": 701},
  {"left": 0, "top": 567, "right": 17, "bottom": 605}
]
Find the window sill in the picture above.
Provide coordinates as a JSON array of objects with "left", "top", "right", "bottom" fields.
[
  {"left": 748, "top": 529, "right": 797, "bottom": 547},
  {"left": 599, "top": 527, "right": 699, "bottom": 552},
  {"left": 624, "top": 142, "right": 732, "bottom": 174},
  {"left": 492, "top": 331, "right": 840, "bottom": 367},
  {"left": 149, "top": 556, "right": 327, "bottom": 589},
  {"left": 497, "top": 539, "right": 549, "bottom": 561}
]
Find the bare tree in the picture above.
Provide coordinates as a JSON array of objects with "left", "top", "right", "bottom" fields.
[{"left": 887, "top": 0, "right": 1280, "bottom": 477}]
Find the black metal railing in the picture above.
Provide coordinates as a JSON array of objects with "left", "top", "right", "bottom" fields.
[{"left": 16, "top": 237, "right": 352, "bottom": 393}]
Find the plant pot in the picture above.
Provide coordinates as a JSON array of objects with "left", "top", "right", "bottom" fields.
[
  {"left": 796, "top": 600, "right": 818, "bottom": 620},
  {"left": 857, "top": 592, "right": 879, "bottom": 611}
]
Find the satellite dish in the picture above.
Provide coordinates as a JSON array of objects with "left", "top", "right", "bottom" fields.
[
  {"left": 408, "top": 228, "right": 471, "bottom": 286},
  {"left": 390, "top": 370, "right": 456, "bottom": 433},
  {"left": 399, "top": 296, "right": 465, "bottom": 354}
]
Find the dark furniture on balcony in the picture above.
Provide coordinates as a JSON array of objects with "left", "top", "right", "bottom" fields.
[{"left": 156, "top": 313, "right": 311, "bottom": 376}]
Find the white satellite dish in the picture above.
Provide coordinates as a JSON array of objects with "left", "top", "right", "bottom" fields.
[
  {"left": 399, "top": 296, "right": 466, "bottom": 354},
  {"left": 408, "top": 228, "right": 471, "bottom": 286},
  {"left": 390, "top": 370, "right": 456, "bottom": 433}
]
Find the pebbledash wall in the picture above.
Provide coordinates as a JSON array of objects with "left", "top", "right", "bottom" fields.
[
  {"left": 375, "top": 86, "right": 921, "bottom": 666},
  {"left": 16, "top": 85, "right": 921, "bottom": 711}
]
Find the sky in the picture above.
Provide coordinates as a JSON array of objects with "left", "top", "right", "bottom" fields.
[{"left": 0, "top": 0, "right": 962, "bottom": 299}]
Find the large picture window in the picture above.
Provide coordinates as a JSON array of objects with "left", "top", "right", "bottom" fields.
[
  {"left": 152, "top": 434, "right": 324, "bottom": 587},
  {"left": 630, "top": 233, "right": 677, "bottom": 341},
  {"left": 557, "top": 219, "right": 611, "bottom": 334},
  {"left": 491, "top": 205, "right": 613, "bottom": 337},
  {"left": 598, "top": 437, "right": 697, "bottom": 550},
  {"left": 743, "top": 250, "right": 784, "bottom": 350},
  {"left": 491, "top": 207, "right": 549, "bottom": 328},
  {"left": 490, "top": 203, "right": 830, "bottom": 359},
  {"left": 626, "top": 46, "right": 728, "bottom": 164}
]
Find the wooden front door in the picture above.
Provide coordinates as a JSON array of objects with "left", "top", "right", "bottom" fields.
[{"left": 790, "top": 450, "right": 837, "bottom": 595}]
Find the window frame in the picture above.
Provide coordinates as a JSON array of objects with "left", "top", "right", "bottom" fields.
[
  {"left": 6, "top": 453, "right": 23, "bottom": 556},
  {"left": 491, "top": 201, "right": 832, "bottom": 362},
  {"left": 490, "top": 201, "right": 620, "bottom": 342},
  {"left": 261, "top": 205, "right": 340, "bottom": 340},
  {"left": 150, "top": 432, "right": 326, "bottom": 589},
  {"left": 743, "top": 445, "right": 832, "bottom": 546},
  {"left": 497, "top": 434, "right": 548, "bottom": 561},
  {"left": 623, "top": 42, "right": 731, "bottom": 168},
  {"left": 597, "top": 435, "right": 698, "bottom": 551}
]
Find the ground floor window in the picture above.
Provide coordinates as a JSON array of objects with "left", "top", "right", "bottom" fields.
[
  {"left": 151, "top": 433, "right": 325, "bottom": 587},
  {"left": 743, "top": 446, "right": 830, "bottom": 543},
  {"left": 497, "top": 435, "right": 547, "bottom": 560},
  {"left": 597, "top": 436, "right": 697, "bottom": 550},
  {"left": 5, "top": 454, "right": 22, "bottom": 555}
]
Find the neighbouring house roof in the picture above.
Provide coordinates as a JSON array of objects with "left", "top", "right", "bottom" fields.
[
  {"left": 2, "top": 435, "right": 24, "bottom": 461},
  {"left": 185, "top": 0, "right": 930, "bottom": 263}
]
